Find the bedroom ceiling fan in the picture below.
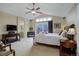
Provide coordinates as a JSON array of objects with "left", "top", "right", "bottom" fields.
[{"left": 25, "top": 3, "right": 45, "bottom": 16}]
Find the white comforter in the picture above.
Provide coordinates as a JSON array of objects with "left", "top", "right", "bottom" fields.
[{"left": 34, "top": 33, "right": 65, "bottom": 46}]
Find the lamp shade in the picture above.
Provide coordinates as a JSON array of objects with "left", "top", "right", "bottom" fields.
[{"left": 67, "top": 28, "right": 76, "bottom": 35}]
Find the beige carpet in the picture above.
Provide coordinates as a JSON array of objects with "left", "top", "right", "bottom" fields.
[
  {"left": 29, "top": 44, "right": 59, "bottom": 56},
  {"left": 11, "top": 38, "right": 33, "bottom": 56},
  {"left": 9, "top": 38, "right": 59, "bottom": 56}
]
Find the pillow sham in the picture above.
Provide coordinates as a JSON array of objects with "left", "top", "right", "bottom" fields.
[
  {"left": 59, "top": 30, "right": 63, "bottom": 35},
  {"left": 60, "top": 30, "right": 67, "bottom": 37}
]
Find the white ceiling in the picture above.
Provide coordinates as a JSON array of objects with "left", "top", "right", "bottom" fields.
[{"left": 0, "top": 3, "right": 75, "bottom": 19}]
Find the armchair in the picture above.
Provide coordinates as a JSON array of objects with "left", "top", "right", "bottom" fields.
[{"left": 0, "top": 44, "right": 15, "bottom": 56}]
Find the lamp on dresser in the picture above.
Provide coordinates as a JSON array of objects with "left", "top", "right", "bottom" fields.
[
  {"left": 60, "top": 24, "right": 76, "bottom": 56},
  {"left": 67, "top": 28, "right": 76, "bottom": 40}
]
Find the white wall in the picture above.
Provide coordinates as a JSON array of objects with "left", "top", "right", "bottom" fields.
[
  {"left": 0, "top": 11, "right": 17, "bottom": 35},
  {"left": 32, "top": 16, "right": 66, "bottom": 34},
  {"left": 66, "top": 4, "right": 77, "bottom": 41},
  {"left": 17, "top": 16, "right": 25, "bottom": 38},
  {"left": 66, "top": 4, "right": 79, "bottom": 55},
  {"left": 66, "top": 4, "right": 77, "bottom": 26},
  {"left": 77, "top": 4, "right": 79, "bottom": 56},
  {"left": 17, "top": 16, "right": 30, "bottom": 38},
  {"left": 52, "top": 16, "right": 66, "bottom": 34},
  {"left": 0, "top": 11, "right": 29, "bottom": 39},
  {"left": 24, "top": 19, "right": 30, "bottom": 38}
]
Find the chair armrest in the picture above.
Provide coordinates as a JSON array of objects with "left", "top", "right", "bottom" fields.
[{"left": 1, "top": 44, "right": 12, "bottom": 51}]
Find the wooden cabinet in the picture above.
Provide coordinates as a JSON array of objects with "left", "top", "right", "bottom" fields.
[
  {"left": 60, "top": 40, "right": 76, "bottom": 56},
  {"left": 2, "top": 33, "right": 20, "bottom": 44}
]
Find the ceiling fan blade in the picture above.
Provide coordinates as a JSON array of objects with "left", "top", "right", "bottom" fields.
[
  {"left": 36, "top": 11, "right": 44, "bottom": 14},
  {"left": 26, "top": 8, "right": 32, "bottom": 10},
  {"left": 25, "top": 11, "right": 31, "bottom": 14},
  {"left": 36, "top": 7, "right": 40, "bottom": 10}
]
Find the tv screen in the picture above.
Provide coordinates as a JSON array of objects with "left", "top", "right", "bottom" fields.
[{"left": 6, "top": 25, "right": 17, "bottom": 31}]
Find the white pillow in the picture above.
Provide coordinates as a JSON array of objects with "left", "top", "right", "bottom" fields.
[{"left": 60, "top": 30, "right": 67, "bottom": 37}]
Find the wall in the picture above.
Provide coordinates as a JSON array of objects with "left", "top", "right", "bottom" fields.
[
  {"left": 17, "top": 16, "right": 25, "bottom": 38},
  {"left": 0, "top": 11, "right": 17, "bottom": 39},
  {"left": 66, "top": 4, "right": 77, "bottom": 26},
  {"left": 52, "top": 16, "right": 67, "bottom": 34},
  {"left": 17, "top": 16, "right": 30, "bottom": 38},
  {"left": 66, "top": 4, "right": 77, "bottom": 41},
  {"left": 66, "top": 4, "right": 79, "bottom": 55},
  {"left": 24, "top": 19, "right": 30, "bottom": 38},
  {"left": 0, "top": 11, "right": 29, "bottom": 39},
  {"left": 29, "top": 19, "right": 35, "bottom": 32},
  {"left": 31, "top": 16, "right": 67, "bottom": 34},
  {"left": 77, "top": 4, "right": 79, "bottom": 56}
]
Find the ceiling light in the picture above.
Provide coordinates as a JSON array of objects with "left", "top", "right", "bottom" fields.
[
  {"left": 31, "top": 11, "right": 36, "bottom": 14},
  {"left": 36, "top": 19, "right": 39, "bottom": 22},
  {"left": 40, "top": 18, "right": 43, "bottom": 22},
  {"left": 43, "top": 18, "right": 46, "bottom": 21},
  {"left": 48, "top": 17, "right": 52, "bottom": 21}
]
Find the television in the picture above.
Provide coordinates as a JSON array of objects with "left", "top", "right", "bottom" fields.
[{"left": 6, "top": 25, "right": 17, "bottom": 31}]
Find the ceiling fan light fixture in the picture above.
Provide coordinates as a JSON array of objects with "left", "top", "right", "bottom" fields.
[
  {"left": 31, "top": 10, "right": 36, "bottom": 14},
  {"left": 26, "top": 3, "right": 45, "bottom": 15}
]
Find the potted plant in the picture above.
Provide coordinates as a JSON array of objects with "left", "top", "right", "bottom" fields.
[{"left": 29, "top": 27, "right": 33, "bottom": 32}]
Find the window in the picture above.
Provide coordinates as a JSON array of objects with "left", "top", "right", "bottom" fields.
[
  {"left": 35, "top": 22, "right": 48, "bottom": 34},
  {"left": 35, "top": 17, "right": 52, "bottom": 34}
]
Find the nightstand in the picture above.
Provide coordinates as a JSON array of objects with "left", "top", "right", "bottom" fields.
[{"left": 60, "top": 39, "right": 76, "bottom": 56}]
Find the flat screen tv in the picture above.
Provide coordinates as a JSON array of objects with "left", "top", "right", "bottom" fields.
[{"left": 6, "top": 25, "right": 17, "bottom": 31}]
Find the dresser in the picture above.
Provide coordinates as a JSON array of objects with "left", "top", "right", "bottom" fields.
[
  {"left": 2, "top": 33, "right": 20, "bottom": 44},
  {"left": 60, "top": 39, "right": 76, "bottom": 56}
]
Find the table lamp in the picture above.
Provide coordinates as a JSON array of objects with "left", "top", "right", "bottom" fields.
[{"left": 67, "top": 28, "right": 76, "bottom": 40}]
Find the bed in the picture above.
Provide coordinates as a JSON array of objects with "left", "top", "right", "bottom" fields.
[{"left": 34, "top": 33, "right": 67, "bottom": 46}]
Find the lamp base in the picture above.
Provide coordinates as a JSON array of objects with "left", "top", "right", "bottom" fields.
[{"left": 67, "top": 34, "right": 74, "bottom": 40}]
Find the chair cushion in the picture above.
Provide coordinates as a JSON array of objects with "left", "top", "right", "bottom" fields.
[
  {"left": 0, "top": 43, "right": 6, "bottom": 52},
  {"left": 0, "top": 45, "right": 14, "bottom": 56},
  {"left": 0, "top": 50, "right": 12, "bottom": 56}
]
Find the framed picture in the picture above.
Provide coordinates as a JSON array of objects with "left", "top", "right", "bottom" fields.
[{"left": 54, "top": 23, "right": 61, "bottom": 28}]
